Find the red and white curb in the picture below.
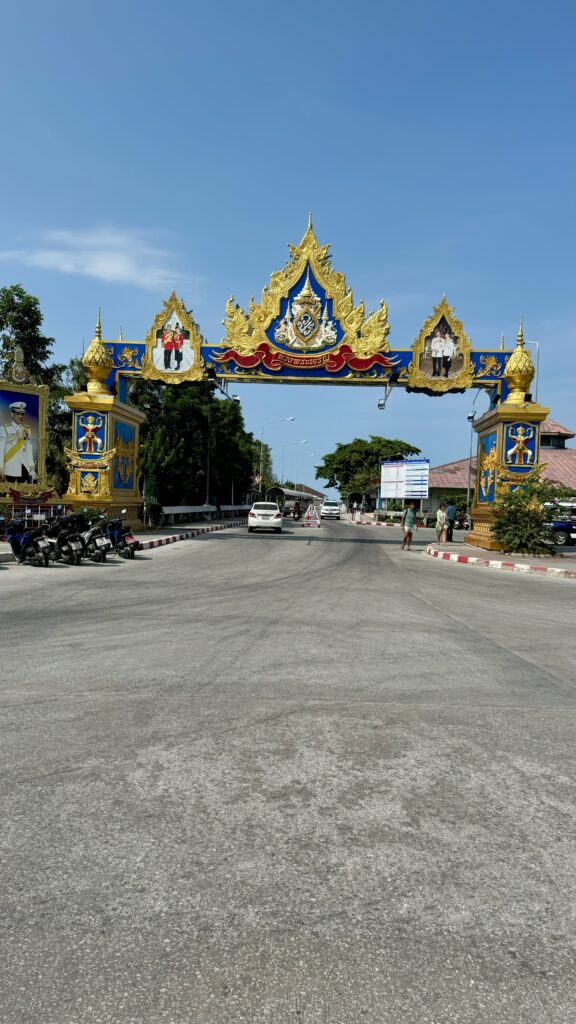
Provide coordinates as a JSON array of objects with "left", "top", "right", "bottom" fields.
[
  {"left": 137, "top": 520, "right": 243, "bottom": 551},
  {"left": 425, "top": 545, "right": 576, "bottom": 580}
]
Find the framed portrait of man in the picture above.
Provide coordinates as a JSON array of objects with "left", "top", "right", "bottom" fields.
[{"left": 0, "top": 381, "right": 49, "bottom": 492}]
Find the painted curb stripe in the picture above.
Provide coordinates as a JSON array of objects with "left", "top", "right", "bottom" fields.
[
  {"left": 425, "top": 545, "right": 576, "bottom": 580},
  {"left": 137, "top": 521, "right": 242, "bottom": 551}
]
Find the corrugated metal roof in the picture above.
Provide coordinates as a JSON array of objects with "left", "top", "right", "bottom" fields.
[
  {"left": 541, "top": 418, "right": 575, "bottom": 438},
  {"left": 429, "top": 448, "right": 576, "bottom": 491}
]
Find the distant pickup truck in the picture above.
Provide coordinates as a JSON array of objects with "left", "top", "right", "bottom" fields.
[{"left": 544, "top": 501, "right": 576, "bottom": 546}]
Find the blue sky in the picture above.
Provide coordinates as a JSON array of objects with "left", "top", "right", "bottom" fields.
[{"left": 1, "top": 0, "right": 574, "bottom": 490}]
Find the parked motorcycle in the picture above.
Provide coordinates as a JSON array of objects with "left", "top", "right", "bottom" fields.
[
  {"left": 74, "top": 510, "right": 112, "bottom": 563},
  {"left": 100, "top": 509, "right": 138, "bottom": 559},
  {"left": 41, "top": 511, "right": 85, "bottom": 565},
  {"left": 5, "top": 517, "right": 52, "bottom": 567}
]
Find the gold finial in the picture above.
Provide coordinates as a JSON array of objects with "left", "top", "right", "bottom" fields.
[
  {"left": 308, "top": 211, "right": 313, "bottom": 230},
  {"left": 82, "top": 311, "right": 113, "bottom": 394},
  {"left": 119, "top": 325, "right": 123, "bottom": 341},
  {"left": 500, "top": 332, "right": 505, "bottom": 350},
  {"left": 503, "top": 315, "right": 534, "bottom": 405}
]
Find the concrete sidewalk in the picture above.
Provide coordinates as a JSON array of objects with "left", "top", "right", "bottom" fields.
[{"left": 0, "top": 518, "right": 245, "bottom": 563}]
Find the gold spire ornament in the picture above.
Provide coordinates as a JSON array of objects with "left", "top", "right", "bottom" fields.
[
  {"left": 503, "top": 318, "right": 534, "bottom": 404},
  {"left": 221, "top": 218, "right": 391, "bottom": 363},
  {"left": 82, "top": 310, "right": 114, "bottom": 394}
]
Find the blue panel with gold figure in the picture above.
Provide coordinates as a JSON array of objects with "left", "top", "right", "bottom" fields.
[
  {"left": 477, "top": 431, "right": 498, "bottom": 504},
  {"left": 503, "top": 422, "right": 538, "bottom": 476},
  {"left": 75, "top": 412, "right": 107, "bottom": 457},
  {"left": 113, "top": 420, "right": 136, "bottom": 490}
]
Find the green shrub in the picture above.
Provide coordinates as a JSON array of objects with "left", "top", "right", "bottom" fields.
[{"left": 491, "top": 478, "right": 562, "bottom": 554}]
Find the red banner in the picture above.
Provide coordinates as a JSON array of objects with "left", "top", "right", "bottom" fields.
[{"left": 214, "top": 343, "right": 395, "bottom": 375}]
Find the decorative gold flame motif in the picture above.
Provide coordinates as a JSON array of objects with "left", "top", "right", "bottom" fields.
[{"left": 221, "top": 219, "right": 390, "bottom": 360}]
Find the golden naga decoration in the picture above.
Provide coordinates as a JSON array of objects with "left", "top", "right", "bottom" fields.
[
  {"left": 478, "top": 441, "right": 498, "bottom": 498},
  {"left": 141, "top": 291, "right": 205, "bottom": 384},
  {"left": 114, "top": 432, "right": 135, "bottom": 484},
  {"left": 476, "top": 354, "right": 503, "bottom": 378},
  {"left": 115, "top": 346, "right": 143, "bottom": 369},
  {"left": 83, "top": 310, "right": 114, "bottom": 395},
  {"left": 219, "top": 217, "right": 393, "bottom": 374},
  {"left": 407, "top": 296, "right": 474, "bottom": 392},
  {"left": 503, "top": 320, "right": 534, "bottom": 404}
]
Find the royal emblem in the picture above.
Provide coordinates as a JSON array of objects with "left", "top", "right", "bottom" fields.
[
  {"left": 217, "top": 217, "right": 393, "bottom": 377},
  {"left": 274, "top": 268, "right": 338, "bottom": 351}
]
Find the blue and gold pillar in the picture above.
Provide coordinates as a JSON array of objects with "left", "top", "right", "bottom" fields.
[
  {"left": 64, "top": 313, "right": 146, "bottom": 528},
  {"left": 466, "top": 322, "right": 549, "bottom": 550}
]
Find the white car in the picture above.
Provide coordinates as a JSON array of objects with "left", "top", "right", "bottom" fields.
[
  {"left": 320, "top": 500, "right": 341, "bottom": 520},
  {"left": 247, "top": 502, "right": 283, "bottom": 533}
]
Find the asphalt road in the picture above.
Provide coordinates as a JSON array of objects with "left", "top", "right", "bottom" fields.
[{"left": 2, "top": 522, "right": 576, "bottom": 1023}]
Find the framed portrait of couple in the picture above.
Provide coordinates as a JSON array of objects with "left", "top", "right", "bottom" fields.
[
  {"left": 142, "top": 292, "right": 205, "bottom": 383},
  {"left": 407, "top": 297, "right": 474, "bottom": 391}
]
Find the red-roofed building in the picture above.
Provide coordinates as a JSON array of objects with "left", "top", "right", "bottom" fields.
[{"left": 426, "top": 418, "right": 576, "bottom": 512}]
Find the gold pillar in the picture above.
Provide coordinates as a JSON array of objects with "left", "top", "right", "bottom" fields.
[
  {"left": 63, "top": 313, "right": 146, "bottom": 529},
  {"left": 466, "top": 321, "right": 549, "bottom": 550}
]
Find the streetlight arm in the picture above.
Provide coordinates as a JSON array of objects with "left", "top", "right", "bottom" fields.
[{"left": 258, "top": 417, "right": 295, "bottom": 495}]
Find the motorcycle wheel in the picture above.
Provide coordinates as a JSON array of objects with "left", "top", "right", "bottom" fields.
[
  {"left": 128, "top": 546, "right": 135, "bottom": 560},
  {"left": 74, "top": 552, "right": 82, "bottom": 566},
  {"left": 61, "top": 543, "right": 75, "bottom": 565},
  {"left": 36, "top": 550, "right": 49, "bottom": 567},
  {"left": 22, "top": 544, "right": 37, "bottom": 566}
]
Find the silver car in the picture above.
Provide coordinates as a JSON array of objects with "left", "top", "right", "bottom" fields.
[{"left": 247, "top": 502, "right": 283, "bottom": 533}]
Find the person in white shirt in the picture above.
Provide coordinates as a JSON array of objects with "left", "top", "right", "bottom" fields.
[
  {"left": 441, "top": 332, "right": 456, "bottom": 378},
  {"left": 430, "top": 329, "right": 444, "bottom": 377}
]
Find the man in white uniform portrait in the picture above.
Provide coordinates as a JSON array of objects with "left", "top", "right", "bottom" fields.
[{"left": 0, "top": 401, "right": 38, "bottom": 483}]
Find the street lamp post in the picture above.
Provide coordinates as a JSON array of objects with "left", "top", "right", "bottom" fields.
[
  {"left": 259, "top": 417, "right": 295, "bottom": 495},
  {"left": 466, "top": 412, "right": 476, "bottom": 519},
  {"left": 204, "top": 404, "right": 212, "bottom": 506},
  {"left": 281, "top": 440, "right": 307, "bottom": 483},
  {"left": 524, "top": 340, "right": 540, "bottom": 403},
  {"left": 204, "top": 389, "right": 240, "bottom": 508}
]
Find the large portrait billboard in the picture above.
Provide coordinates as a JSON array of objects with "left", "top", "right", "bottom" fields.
[{"left": 0, "top": 381, "right": 49, "bottom": 493}]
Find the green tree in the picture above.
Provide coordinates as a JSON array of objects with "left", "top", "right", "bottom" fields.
[
  {"left": 131, "top": 378, "right": 256, "bottom": 505},
  {"left": 316, "top": 436, "right": 420, "bottom": 498},
  {"left": 0, "top": 285, "right": 56, "bottom": 379}
]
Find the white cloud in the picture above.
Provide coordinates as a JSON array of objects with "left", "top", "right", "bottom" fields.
[{"left": 0, "top": 226, "right": 198, "bottom": 291}]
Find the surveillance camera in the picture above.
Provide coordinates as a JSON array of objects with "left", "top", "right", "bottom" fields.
[
  {"left": 467, "top": 413, "right": 476, "bottom": 422},
  {"left": 231, "top": 395, "right": 240, "bottom": 403},
  {"left": 377, "top": 399, "right": 386, "bottom": 410}
]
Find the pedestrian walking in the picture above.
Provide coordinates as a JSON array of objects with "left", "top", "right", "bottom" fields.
[
  {"left": 446, "top": 501, "right": 456, "bottom": 542},
  {"left": 436, "top": 503, "right": 448, "bottom": 546},
  {"left": 400, "top": 502, "right": 416, "bottom": 551}
]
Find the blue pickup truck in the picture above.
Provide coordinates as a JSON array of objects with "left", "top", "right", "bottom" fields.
[{"left": 544, "top": 501, "right": 576, "bottom": 546}]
